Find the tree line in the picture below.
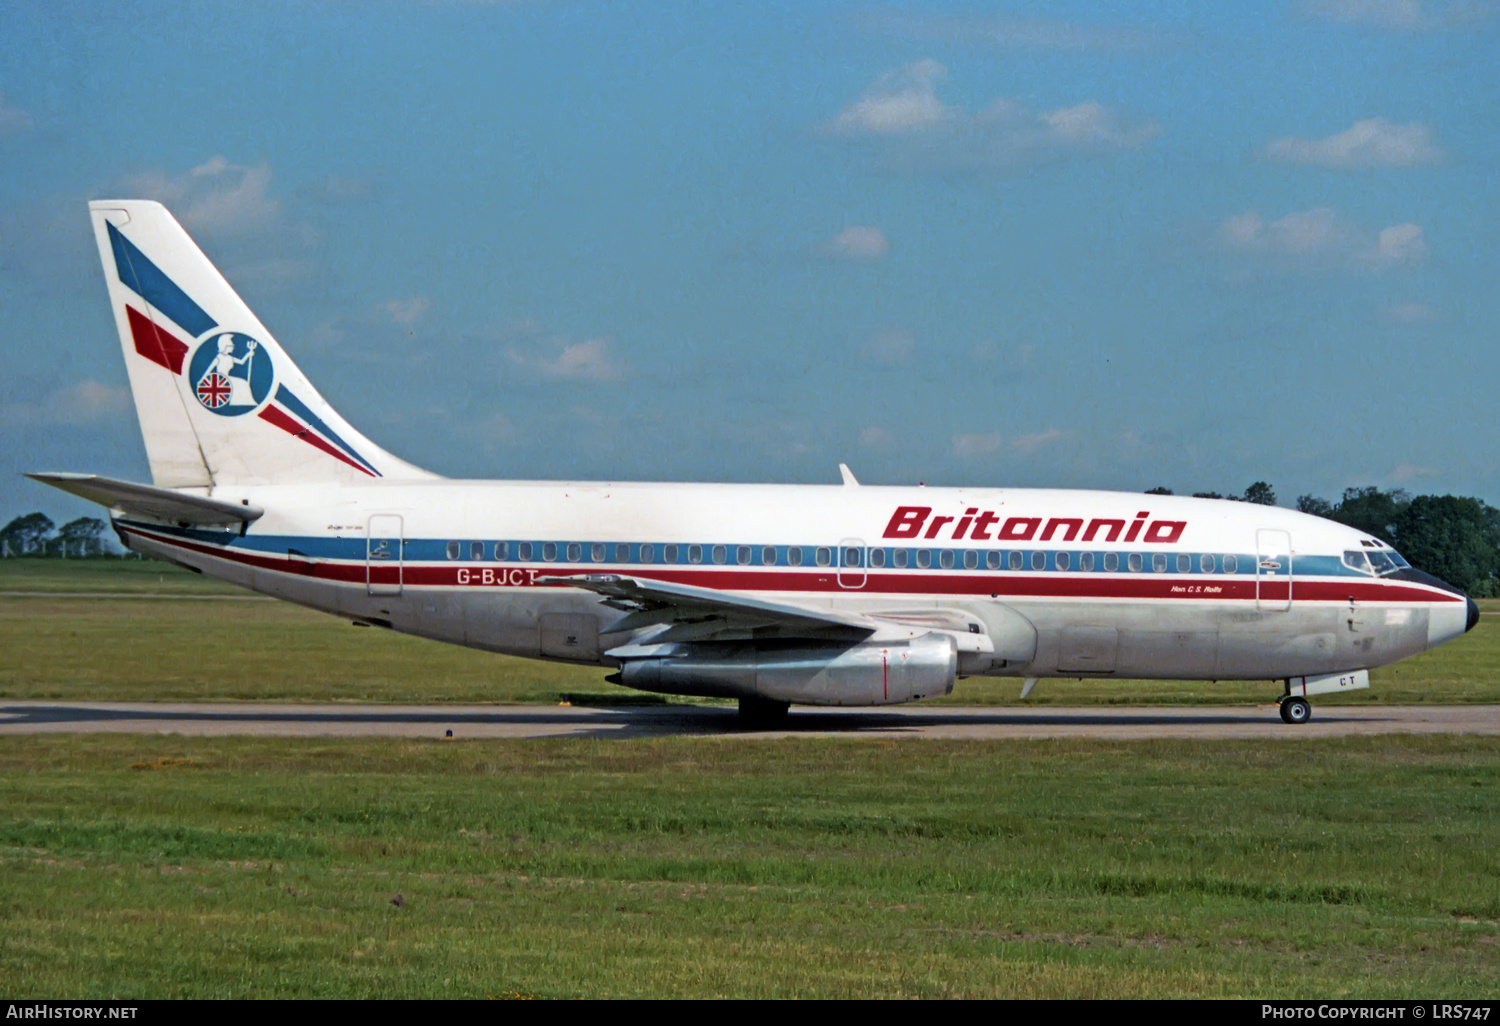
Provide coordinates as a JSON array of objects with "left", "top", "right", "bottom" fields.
[
  {"left": 7, "top": 484, "right": 1500, "bottom": 596},
  {"left": 0, "top": 513, "right": 115, "bottom": 558}
]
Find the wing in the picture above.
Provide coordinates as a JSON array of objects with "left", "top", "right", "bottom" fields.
[{"left": 534, "top": 572, "right": 874, "bottom": 644}]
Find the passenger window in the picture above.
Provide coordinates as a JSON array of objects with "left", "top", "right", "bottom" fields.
[
  {"left": 494, "top": 542, "right": 507, "bottom": 561},
  {"left": 641, "top": 544, "right": 654, "bottom": 563},
  {"left": 1200, "top": 553, "right": 1214, "bottom": 574},
  {"left": 1104, "top": 552, "right": 1118, "bottom": 572},
  {"left": 689, "top": 545, "right": 703, "bottom": 564},
  {"left": 892, "top": 549, "right": 908, "bottom": 569},
  {"left": 761, "top": 546, "right": 776, "bottom": 565},
  {"left": 712, "top": 545, "right": 726, "bottom": 564},
  {"left": 1008, "top": 551, "right": 1023, "bottom": 571},
  {"left": 964, "top": 550, "right": 977, "bottom": 569},
  {"left": 1031, "top": 551, "right": 1045, "bottom": 571},
  {"left": 844, "top": 547, "right": 862, "bottom": 567},
  {"left": 615, "top": 544, "right": 628, "bottom": 562},
  {"left": 987, "top": 551, "right": 1001, "bottom": 570},
  {"left": 940, "top": 550, "right": 954, "bottom": 569},
  {"left": 1223, "top": 554, "right": 1237, "bottom": 574},
  {"left": 567, "top": 543, "right": 582, "bottom": 562},
  {"left": 916, "top": 550, "right": 931, "bottom": 569},
  {"left": 446, "top": 541, "right": 460, "bottom": 561},
  {"left": 543, "top": 542, "right": 557, "bottom": 562},
  {"left": 470, "top": 541, "right": 483, "bottom": 561},
  {"left": 593, "top": 543, "right": 607, "bottom": 562},
  {"left": 1080, "top": 552, "right": 1094, "bottom": 572},
  {"left": 816, "top": 547, "right": 832, "bottom": 567},
  {"left": 737, "top": 545, "right": 751, "bottom": 565},
  {"left": 788, "top": 547, "right": 803, "bottom": 567},
  {"left": 870, "top": 548, "right": 886, "bottom": 568},
  {"left": 1128, "top": 553, "right": 1142, "bottom": 572},
  {"left": 1177, "top": 553, "right": 1190, "bottom": 573},
  {"left": 1056, "top": 552, "right": 1070, "bottom": 571},
  {"left": 518, "top": 541, "right": 533, "bottom": 561},
  {"left": 663, "top": 544, "right": 678, "bottom": 563},
  {"left": 1152, "top": 553, "right": 1167, "bottom": 573}
]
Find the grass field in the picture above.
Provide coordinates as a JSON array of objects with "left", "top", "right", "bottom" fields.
[
  {"left": 1, "top": 733, "right": 1497, "bottom": 998},
  {"left": 1, "top": 558, "right": 1496, "bottom": 706}
]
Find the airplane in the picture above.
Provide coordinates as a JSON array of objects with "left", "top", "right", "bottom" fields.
[{"left": 30, "top": 200, "right": 1479, "bottom": 726}]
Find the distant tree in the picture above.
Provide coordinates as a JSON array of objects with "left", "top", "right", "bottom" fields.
[
  {"left": 55, "top": 517, "right": 109, "bottom": 557},
  {"left": 0, "top": 513, "right": 55, "bottom": 556},
  {"left": 1242, "top": 481, "right": 1277, "bottom": 506},
  {"left": 1145, "top": 486, "right": 1174, "bottom": 495},
  {"left": 1332, "top": 486, "right": 1410, "bottom": 545},
  {"left": 1192, "top": 491, "right": 1225, "bottom": 500},
  {"left": 1392, "top": 496, "right": 1500, "bottom": 595},
  {"left": 1296, "top": 494, "right": 1335, "bottom": 517}
]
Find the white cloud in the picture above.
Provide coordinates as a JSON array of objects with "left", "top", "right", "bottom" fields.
[
  {"left": 121, "top": 156, "right": 282, "bottom": 236},
  {"left": 1, "top": 379, "right": 131, "bottom": 427},
  {"left": 0, "top": 94, "right": 31, "bottom": 135},
  {"left": 827, "top": 60, "right": 951, "bottom": 136},
  {"left": 1389, "top": 462, "right": 1440, "bottom": 483},
  {"left": 1302, "top": 0, "right": 1488, "bottom": 29},
  {"left": 953, "top": 432, "right": 1005, "bottom": 458},
  {"left": 1358, "top": 223, "right": 1428, "bottom": 269},
  {"left": 1011, "top": 428, "right": 1067, "bottom": 455},
  {"left": 1215, "top": 207, "right": 1427, "bottom": 273},
  {"left": 952, "top": 428, "right": 1067, "bottom": 459},
  {"left": 818, "top": 226, "right": 889, "bottom": 262},
  {"left": 859, "top": 426, "right": 891, "bottom": 447},
  {"left": 508, "top": 336, "right": 626, "bottom": 383},
  {"left": 382, "top": 298, "right": 432, "bottom": 324},
  {"left": 1262, "top": 118, "right": 1445, "bottom": 168},
  {"left": 822, "top": 61, "right": 1161, "bottom": 173}
]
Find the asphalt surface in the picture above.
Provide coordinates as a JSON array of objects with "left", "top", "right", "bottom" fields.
[{"left": 2, "top": 701, "right": 1498, "bottom": 741}]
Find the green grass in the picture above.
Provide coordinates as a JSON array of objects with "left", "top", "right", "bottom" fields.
[
  {"left": 0, "top": 734, "right": 1495, "bottom": 998},
  {"left": 1, "top": 559, "right": 1495, "bottom": 705}
]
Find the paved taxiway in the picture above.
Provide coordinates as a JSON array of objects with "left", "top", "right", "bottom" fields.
[{"left": 2, "top": 701, "right": 1498, "bottom": 740}]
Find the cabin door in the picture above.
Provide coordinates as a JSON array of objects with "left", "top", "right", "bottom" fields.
[
  {"left": 1256, "top": 528, "right": 1293, "bottom": 612},
  {"left": 367, "top": 514, "right": 404, "bottom": 596}
]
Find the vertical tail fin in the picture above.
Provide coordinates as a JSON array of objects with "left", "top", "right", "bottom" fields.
[{"left": 89, "top": 200, "right": 435, "bottom": 487}]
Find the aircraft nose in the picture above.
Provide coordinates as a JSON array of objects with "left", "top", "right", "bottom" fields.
[{"left": 1467, "top": 596, "right": 1480, "bottom": 633}]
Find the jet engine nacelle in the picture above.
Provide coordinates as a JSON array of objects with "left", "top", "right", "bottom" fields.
[{"left": 616, "top": 633, "right": 958, "bottom": 707}]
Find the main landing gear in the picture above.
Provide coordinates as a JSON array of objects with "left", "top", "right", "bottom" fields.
[{"left": 1278, "top": 696, "right": 1312, "bottom": 725}]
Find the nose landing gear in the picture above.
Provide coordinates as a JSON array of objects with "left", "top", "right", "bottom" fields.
[{"left": 1278, "top": 696, "right": 1312, "bottom": 724}]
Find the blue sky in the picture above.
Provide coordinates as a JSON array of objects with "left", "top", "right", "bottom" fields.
[{"left": 2, "top": 0, "right": 1497, "bottom": 525}]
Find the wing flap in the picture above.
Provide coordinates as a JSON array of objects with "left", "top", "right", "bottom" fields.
[{"left": 27, "top": 473, "right": 263, "bottom": 527}]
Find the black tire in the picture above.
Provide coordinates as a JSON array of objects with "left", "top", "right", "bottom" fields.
[
  {"left": 1280, "top": 697, "right": 1312, "bottom": 725},
  {"left": 738, "top": 697, "right": 791, "bottom": 725}
]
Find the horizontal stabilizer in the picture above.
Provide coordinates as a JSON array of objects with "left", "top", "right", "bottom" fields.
[{"left": 27, "top": 473, "right": 263, "bottom": 527}]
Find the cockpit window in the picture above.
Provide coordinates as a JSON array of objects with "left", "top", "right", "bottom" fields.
[{"left": 1344, "top": 548, "right": 1410, "bottom": 576}]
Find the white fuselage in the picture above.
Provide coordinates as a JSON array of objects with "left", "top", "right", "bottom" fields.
[{"left": 112, "top": 480, "right": 1472, "bottom": 698}]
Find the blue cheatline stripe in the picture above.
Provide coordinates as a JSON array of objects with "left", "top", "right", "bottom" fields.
[
  {"left": 107, "top": 222, "right": 217, "bottom": 339},
  {"left": 122, "top": 520, "right": 1383, "bottom": 580},
  {"left": 273, "top": 386, "right": 380, "bottom": 475}
]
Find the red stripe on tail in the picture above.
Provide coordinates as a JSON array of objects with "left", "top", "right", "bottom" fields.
[{"left": 125, "top": 305, "right": 189, "bottom": 374}]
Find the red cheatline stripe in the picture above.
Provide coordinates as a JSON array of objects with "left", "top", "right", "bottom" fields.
[
  {"left": 258, "top": 405, "right": 378, "bottom": 477},
  {"left": 125, "top": 305, "right": 188, "bottom": 374},
  {"left": 118, "top": 524, "right": 1464, "bottom": 605}
]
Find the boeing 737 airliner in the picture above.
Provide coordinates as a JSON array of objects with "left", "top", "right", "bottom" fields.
[{"left": 31, "top": 201, "right": 1479, "bottom": 724}]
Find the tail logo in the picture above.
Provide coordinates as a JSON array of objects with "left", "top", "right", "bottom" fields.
[{"left": 187, "top": 332, "right": 273, "bottom": 416}]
